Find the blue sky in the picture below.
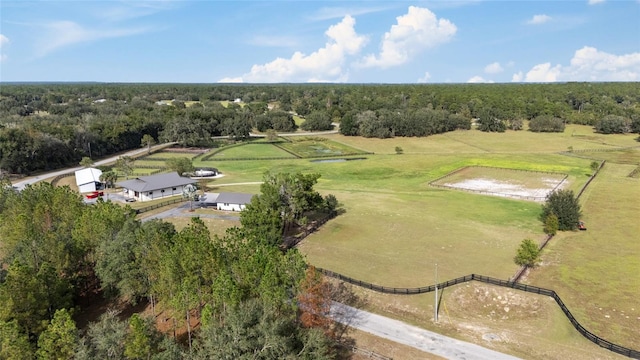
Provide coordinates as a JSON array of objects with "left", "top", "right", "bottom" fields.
[{"left": 1, "top": 0, "right": 639, "bottom": 83}]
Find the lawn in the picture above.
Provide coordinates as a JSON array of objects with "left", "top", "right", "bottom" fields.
[
  {"left": 143, "top": 152, "right": 201, "bottom": 160},
  {"left": 134, "top": 125, "right": 637, "bottom": 357},
  {"left": 277, "top": 137, "right": 370, "bottom": 158},
  {"left": 525, "top": 162, "right": 640, "bottom": 350},
  {"left": 207, "top": 143, "right": 296, "bottom": 159}
]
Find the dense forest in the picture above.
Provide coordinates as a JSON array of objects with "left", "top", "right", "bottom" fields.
[
  {"left": 0, "top": 171, "right": 345, "bottom": 358},
  {"left": 1, "top": 82, "right": 639, "bottom": 175}
]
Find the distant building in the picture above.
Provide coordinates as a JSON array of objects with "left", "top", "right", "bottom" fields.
[
  {"left": 117, "top": 172, "right": 197, "bottom": 202},
  {"left": 75, "top": 168, "right": 103, "bottom": 193},
  {"left": 194, "top": 168, "right": 218, "bottom": 177},
  {"left": 215, "top": 192, "right": 254, "bottom": 211}
]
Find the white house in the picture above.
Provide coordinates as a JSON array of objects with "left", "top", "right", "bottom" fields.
[
  {"left": 75, "top": 168, "right": 103, "bottom": 193},
  {"left": 215, "top": 192, "right": 254, "bottom": 211},
  {"left": 117, "top": 172, "right": 197, "bottom": 202}
]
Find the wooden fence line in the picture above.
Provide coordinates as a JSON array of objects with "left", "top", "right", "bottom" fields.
[
  {"left": 50, "top": 172, "right": 74, "bottom": 186},
  {"left": 134, "top": 197, "right": 187, "bottom": 214},
  {"left": 317, "top": 268, "right": 639, "bottom": 359}
]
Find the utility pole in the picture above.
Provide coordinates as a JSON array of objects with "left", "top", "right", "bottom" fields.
[{"left": 434, "top": 263, "right": 438, "bottom": 323}]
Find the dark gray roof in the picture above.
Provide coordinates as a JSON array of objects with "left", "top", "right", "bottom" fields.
[
  {"left": 117, "top": 172, "right": 196, "bottom": 192},
  {"left": 215, "top": 192, "right": 254, "bottom": 205}
]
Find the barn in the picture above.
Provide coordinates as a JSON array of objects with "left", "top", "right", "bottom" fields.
[
  {"left": 117, "top": 172, "right": 197, "bottom": 202},
  {"left": 215, "top": 192, "right": 254, "bottom": 211},
  {"left": 75, "top": 168, "right": 103, "bottom": 193}
]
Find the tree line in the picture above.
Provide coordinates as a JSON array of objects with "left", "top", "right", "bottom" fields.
[
  {"left": 0, "top": 172, "right": 347, "bottom": 359},
  {"left": 1, "top": 82, "right": 639, "bottom": 175}
]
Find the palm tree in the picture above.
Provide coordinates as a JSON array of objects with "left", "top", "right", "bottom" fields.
[
  {"left": 182, "top": 184, "right": 197, "bottom": 211},
  {"left": 99, "top": 171, "right": 118, "bottom": 198}
]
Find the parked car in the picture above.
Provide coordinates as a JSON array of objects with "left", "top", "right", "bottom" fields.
[
  {"left": 125, "top": 197, "right": 136, "bottom": 203},
  {"left": 86, "top": 191, "right": 104, "bottom": 199}
]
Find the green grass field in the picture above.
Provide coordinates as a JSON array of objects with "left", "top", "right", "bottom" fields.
[
  {"left": 208, "top": 143, "right": 296, "bottom": 159},
  {"left": 278, "top": 137, "right": 369, "bottom": 158},
  {"left": 143, "top": 152, "right": 201, "bottom": 160},
  {"left": 160, "top": 125, "right": 638, "bottom": 357}
]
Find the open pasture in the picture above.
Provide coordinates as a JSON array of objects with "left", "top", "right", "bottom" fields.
[
  {"left": 525, "top": 162, "right": 640, "bottom": 350},
  {"left": 209, "top": 143, "right": 296, "bottom": 159},
  {"left": 130, "top": 159, "right": 167, "bottom": 167},
  {"left": 277, "top": 137, "right": 369, "bottom": 158},
  {"left": 431, "top": 166, "right": 567, "bottom": 202},
  {"left": 179, "top": 126, "right": 637, "bottom": 355},
  {"left": 143, "top": 151, "right": 201, "bottom": 160},
  {"left": 321, "top": 124, "right": 640, "bottom": 155}
]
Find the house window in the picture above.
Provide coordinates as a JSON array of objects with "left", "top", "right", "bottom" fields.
[
  {"left": 148, "top": 192, "right": 153, "bottom": 195},
  {"left": 172, "top": 187, "right": 177, "bottom": 191},
  {"left": 161, "top": 189, "right": 165, "bottom": 193}
]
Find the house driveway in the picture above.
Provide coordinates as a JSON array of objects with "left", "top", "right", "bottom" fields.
[
  {"left": 140, "top": 193, "right": 241, "bottom": 223},
  {"left": 330, "top": 302, "right": 521, "bottom": 360}
]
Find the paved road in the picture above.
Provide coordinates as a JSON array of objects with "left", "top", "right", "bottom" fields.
[
  {"left": 12, "top": 143, "right": 174, "bottom": 191},
  {"left": 330, "top": 302, "right": 521, "bottom": 360}
]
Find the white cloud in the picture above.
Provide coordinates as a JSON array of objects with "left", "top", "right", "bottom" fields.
[
  {"left": 221, "top": 15, "right": 367, "bottom": 83},
  {"left": 512, "top": 71, "right": 523, "bottom": 82},
  {"left": 218, "top": 77, "right": 244, "bottom": 83},
  {"left": 97, "top": 0, "right": 177, "bottom": 22},
  {"left": 518, "top": 46, "right": 640, "bottom": 82},
  {"left": 527, "top": 14, "right": 552, "bottom": 25},
  {"left": 588, "top": 0, "right": 605, "bottom": 4},
  {"left": 310, "top": 5, "right": 391, "bottom": 21},
  {"left": 417, "top": 72, "right": 431, "bottom": 83},
  {"left": 0, "top": 34, "right": 9, "bottom": 47},
  {"left": 484, "top": 62, "right": 503, "bottom": 74},
  {"left": 35, "top": 21, "right": 150, "bottom": 57},
  {"left": 467, "top": 76, "right": 493, "bottom": 83},
  {"left": 358, "top": 6, "right": 456, "bottom": 69},
  {"left": 523, "top": 63, "right": 562, "bottom": 82},
  {"left": 0, "top": 34, "right": 9, "bottom": 62}
]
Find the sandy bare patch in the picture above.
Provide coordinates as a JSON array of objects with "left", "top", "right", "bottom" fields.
[{"left": 444, "top": 177, "right": 565, "bottom": 201}]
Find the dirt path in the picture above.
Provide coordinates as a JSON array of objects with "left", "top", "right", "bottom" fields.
[{"left": 331, "top": 302, "right": 521, "bottom": 360}]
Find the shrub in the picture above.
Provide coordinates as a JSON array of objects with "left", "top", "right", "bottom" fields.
[
  {"left": 540, "top": 189, "right": 582, "bottom": 231},
  {"left": 514, "top": 239, "right": 540, "bottom": 268},
  {"left": 595, "top": 115, "right": 631, "bottom": 134},
  {"left": 529, "top": 115, "right": 565, "bottom": 132}
]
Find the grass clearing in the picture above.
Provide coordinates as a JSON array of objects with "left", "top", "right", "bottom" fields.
[
  {"left": 278, "top": 137, "right": 369, "bottom": 158},
  {"left": 143, "top": 152, "right": 200, "bottom": 159},
  {"left": 210, "top": 143, "right": 296, "bottom": 159},
  {"left": 348, "top": 282, "right": 627, "bottom": 360},
  {"left": 525, "top": 162, "right": 640, "bottom": 350},
  {"left": 132, "top": 125, "right": 636, "bottom": 356},
  {"left": 432, "top": 166, "right": 567, "bottom": 201}
]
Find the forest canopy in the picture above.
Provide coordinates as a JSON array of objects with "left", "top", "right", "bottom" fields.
[{"left": 1, "top": 82, "right": 639, "bottom": 174}]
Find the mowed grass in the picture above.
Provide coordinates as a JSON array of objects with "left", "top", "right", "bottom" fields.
[
  {"left": 143, "top": 152, "right": 200, "bottom": 159},
  {"left": 165, "top": 125, "right": 636, "bottom": 355},
  {"left": 209, "top": 143, "right": 296, "bottom": 159},
  {"left": 322, "top": 124, "right": 640, "bottom": 155},
  {"left": 525, "top": 162, "right": 640, "bottom": 349},
  {"left": 277, "top": 138, "right": 369, "bottom": 157}
]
